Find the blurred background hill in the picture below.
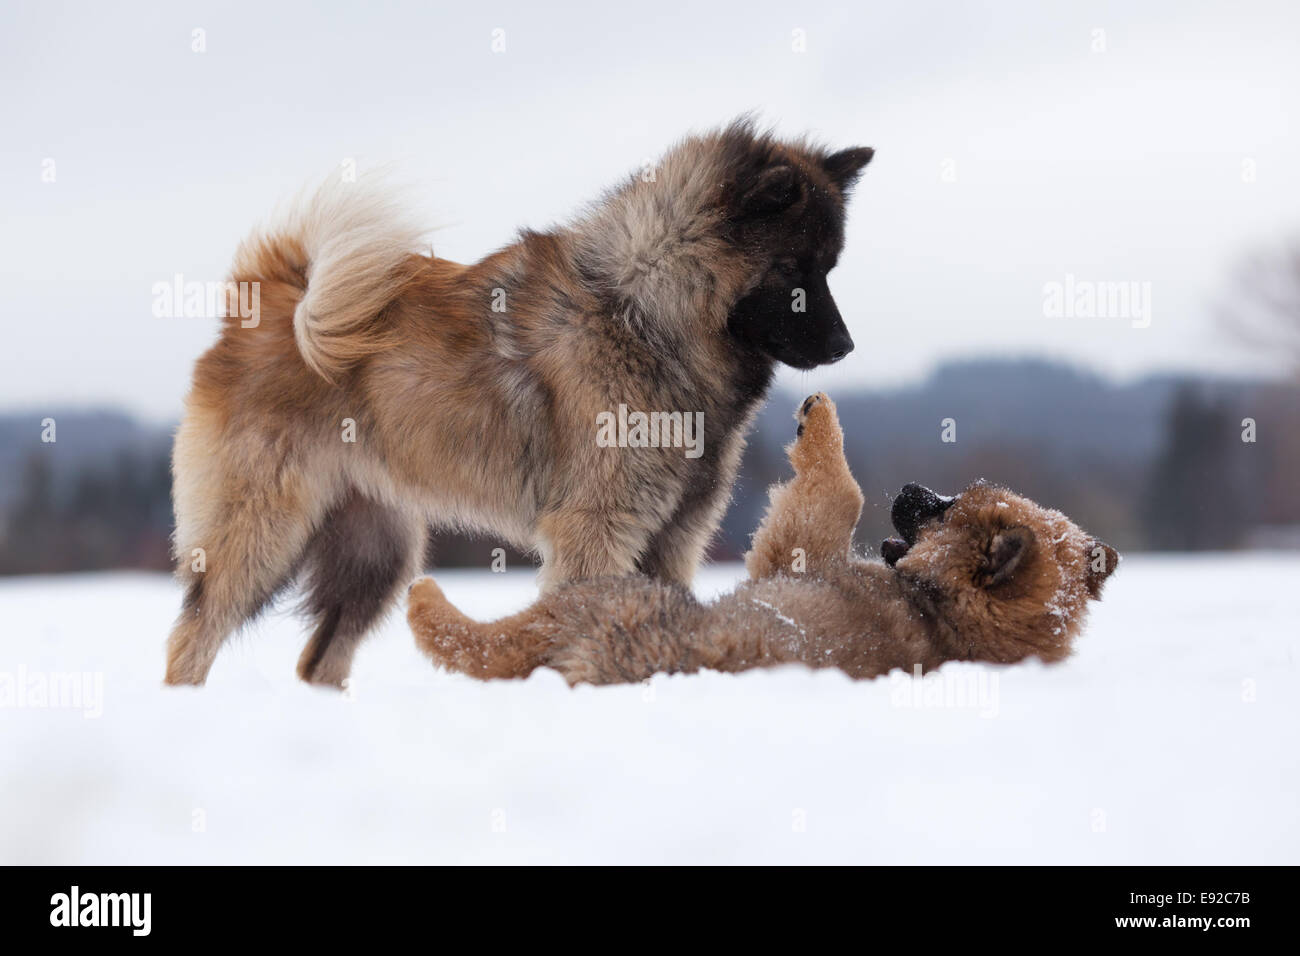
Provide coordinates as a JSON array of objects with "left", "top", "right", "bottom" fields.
[{"left": 4, "top": 358, "right": 1296, "bottom": 575}]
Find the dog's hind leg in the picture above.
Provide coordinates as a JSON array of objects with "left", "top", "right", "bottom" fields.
[
  {"left": 165, "top": 464, "right": 320, "bottom": 686},
  {"left": 745, "top": 393, "right": 864, "bottom": 580},
  {"left": 407, "top": 577, "right": 552, "bottom": 680},
  {"left": 295, "top": 492, "right": 426, "bottom": 687}
]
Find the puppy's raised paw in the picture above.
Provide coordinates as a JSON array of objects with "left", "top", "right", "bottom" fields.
[{"left": 791, "top": 392, "right": 843, "bottom": 470}]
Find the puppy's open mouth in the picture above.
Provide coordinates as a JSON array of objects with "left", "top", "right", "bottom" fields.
[
  {"left": 880, "top": 537, "right": 910, "bottom": 567},
  {"left": 882, "top": 483, "right": 956, "bottom": 568}
]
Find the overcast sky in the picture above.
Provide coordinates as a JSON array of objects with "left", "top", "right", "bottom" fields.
[{"left": 2, "top": 0, "right": 1297, "bottom": 421}]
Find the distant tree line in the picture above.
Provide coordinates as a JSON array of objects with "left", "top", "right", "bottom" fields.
[
  {"left": 0, "top": 450, "right": 172, "bottom": 574},
  {"left": 1, "top": 361, "right": 1298, "bottom": 575}
]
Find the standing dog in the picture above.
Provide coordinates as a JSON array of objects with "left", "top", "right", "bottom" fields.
[{"left": 166, "top": 119, "right": 874, "bottom": 686}]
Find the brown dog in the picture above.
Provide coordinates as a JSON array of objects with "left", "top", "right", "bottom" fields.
[
  {"left": 408, "top": 394, "right": 1119, "bottom": 685},
  {"left": 165, "top": 120, "right": 875, "bottom": 686}
]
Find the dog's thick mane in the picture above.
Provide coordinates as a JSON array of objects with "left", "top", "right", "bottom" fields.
[{"left": 570, "top": 119, "right": 782, "bottom": 336}]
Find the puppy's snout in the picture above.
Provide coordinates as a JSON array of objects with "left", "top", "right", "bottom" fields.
[{"left": 891, "top": 483, "right": 955, "bottom": 544}]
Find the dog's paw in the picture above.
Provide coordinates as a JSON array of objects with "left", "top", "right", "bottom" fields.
[{"left": 791, "top": 392, "right": 842, "bottom": 469}]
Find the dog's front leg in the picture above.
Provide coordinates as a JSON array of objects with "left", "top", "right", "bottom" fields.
[
  {"left": 535, "top": 506, "right": 649, "bottom": 591},
  {"left": 637, "top": 417, "right": 751, "bottom": 587},
  {"left": 636, "top": 503, "right": 719, "bottom": 587}
]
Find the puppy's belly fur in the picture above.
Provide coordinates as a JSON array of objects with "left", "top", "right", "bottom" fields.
[{"left": 532, "top": 570, "right": 938, "bottom": 685}]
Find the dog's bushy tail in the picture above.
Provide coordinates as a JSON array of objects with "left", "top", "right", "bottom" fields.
[{"left": 232, "top": 174, "right": 427, "bottom": 381}]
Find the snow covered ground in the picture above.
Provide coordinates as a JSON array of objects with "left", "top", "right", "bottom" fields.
[{"left": 1, "top": 555, "right": 1297, "bottom": 865}]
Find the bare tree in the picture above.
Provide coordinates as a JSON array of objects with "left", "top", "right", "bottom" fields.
[{"left": 1219, "top": 238, "right": 1300, "bottom": 378}]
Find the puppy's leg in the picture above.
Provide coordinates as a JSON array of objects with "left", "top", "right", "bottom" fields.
[
  {"left": 295, "top": 493, "right": 426, "bottom": 687},
  {"left": 745, "top": 393, "right": 864, "bottom": 580},
  {"left": 407, "top": 577, "right": 552, "bottom": 679}
]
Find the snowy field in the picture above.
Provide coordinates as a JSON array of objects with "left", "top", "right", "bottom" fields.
[{"left": 1, "top": 555, "right": 1297, "bottom": 865}]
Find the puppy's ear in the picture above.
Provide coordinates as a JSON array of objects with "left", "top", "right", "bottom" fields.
[
  {"left": 822, "top": 147, "right": 875, "bottom": 192},
  {"left": 1084, "top": 539, "right": 1119, "bottom": 598},
  {"left": 984, "top": 526, "right": 1034, "bottom": 588},
  {"left": 737, "top": 164, "right": 800, "bottom": 217}
]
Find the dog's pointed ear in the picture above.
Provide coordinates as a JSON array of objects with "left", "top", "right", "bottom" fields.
[
  {"left": 1084, "top": 539, "right": 1119, "bottom": 598},
  {"left": 736, "top": 164, "right": 800, "bottom": 217},
  {"left": 822, "top": 147, "right": 874, "bottom": 192},
  {"left": 985, "top": 526, "right": 1034, "bottom": 588}
]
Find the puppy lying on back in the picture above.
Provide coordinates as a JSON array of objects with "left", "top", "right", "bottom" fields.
[{"left": 407, "top": 394, "right": 1119, "bottom": 686}]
